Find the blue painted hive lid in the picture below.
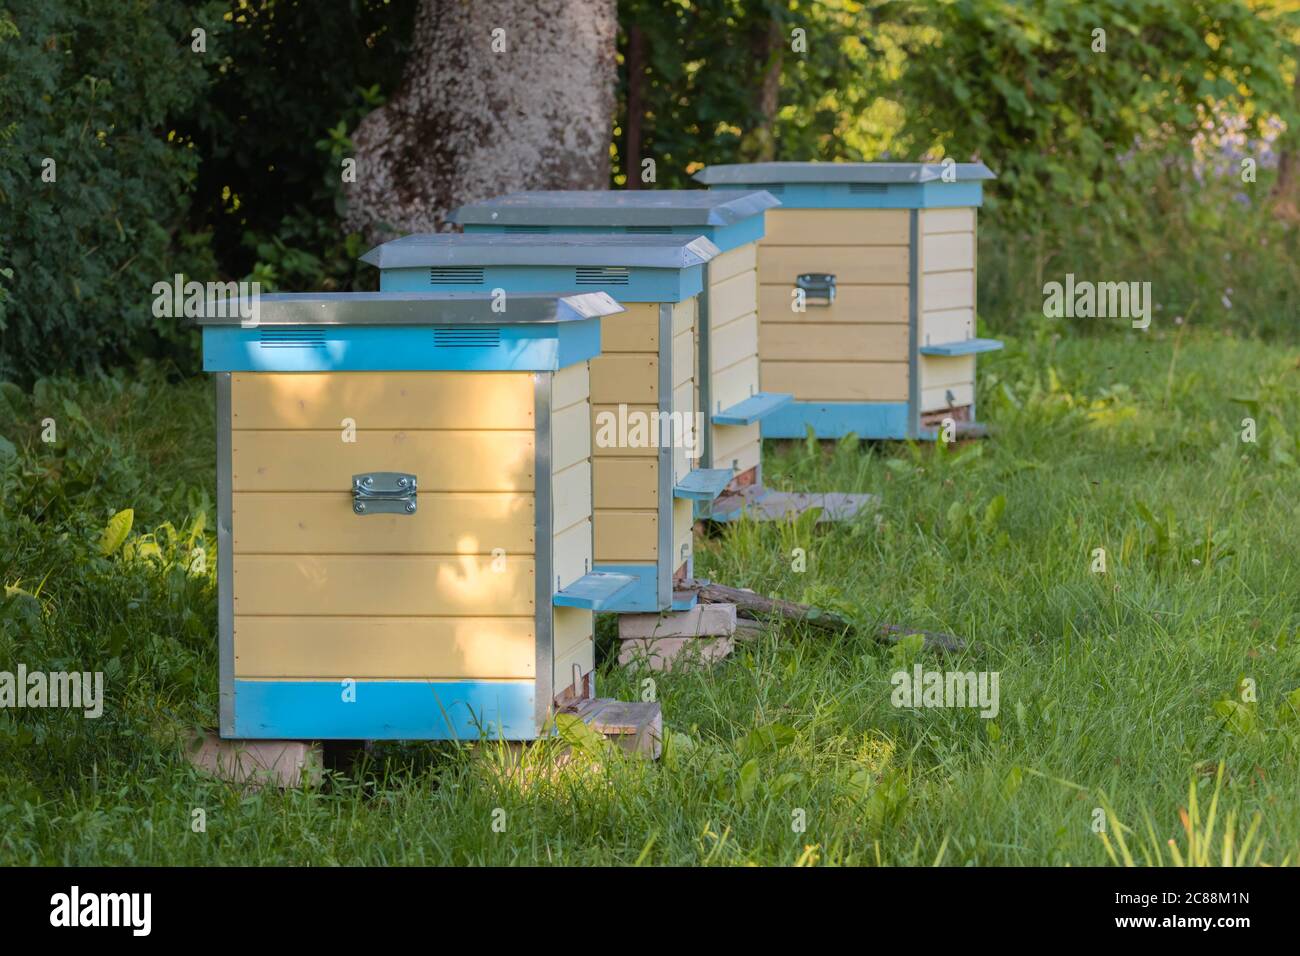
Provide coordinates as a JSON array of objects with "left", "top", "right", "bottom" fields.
[
  {"left": 192, "top": 290, "right": 624, "bottom": 326},
  {"left": 359, "top": 232, "right": 720, "bottom": 271},
  {"left": 693, "top": 161, "right": 997, "bottom": 185},
  {"left": 450, "top": 189, "right": 781, "bottom": 227}
]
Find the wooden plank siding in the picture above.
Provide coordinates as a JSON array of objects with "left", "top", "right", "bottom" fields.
[
  {"left": 550, "top": 362, "right": 595, "bottom": 692},
  {"left": 756, "top": 209, "right": 911, "bottom": 403},
  {"left": 230, "top": 370, "right": 539, "bottom": 682},
  {"left": 707, "top": 252, "right": 762, "bottom": 476},
  {"left": 918, "top": 208, "right": 978, "bottom": 413}
]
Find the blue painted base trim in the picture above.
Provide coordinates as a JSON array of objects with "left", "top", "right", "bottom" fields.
[
  {"left": 591, "top": 563, "right": 664, "bottom": 613},
  {"left": 671, "top": 590, "right": 698, "bottom": 611},
  {"left": 553, "top": 572, "right": 636, "bottom": 610},
  {"left": 919, "top": 337, "right": 1004, "bottom": 357},
  {"left": 231, "top": 679, "right": 536, "bottom": 740},
  {"left": 712, "top": 391, "right": 794, "bottom": 426},
  {"left": 761, "top": 401, "right": 910, "bottom": 440}
]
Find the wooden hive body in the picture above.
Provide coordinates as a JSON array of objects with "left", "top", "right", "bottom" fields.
[
  {"left": 694, "top": 163, "right": 1003, "bottom": 440},
  {"left": 201, "top": 292, "right": 626, "bottom": 740},
  {"left": 361, "top": 234, "right": 717, "bottom": 613}
]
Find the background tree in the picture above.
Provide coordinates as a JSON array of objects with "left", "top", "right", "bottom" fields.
[{"left": 345, "top": 0, "right": 617, "bottom": 239}]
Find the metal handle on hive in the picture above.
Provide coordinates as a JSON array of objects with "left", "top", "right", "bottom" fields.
[{"left": 352, "top": 472, "right": 418, "bottom": 515}]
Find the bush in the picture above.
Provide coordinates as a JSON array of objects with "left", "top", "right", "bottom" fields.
[{"left": 0, "top": 0, "right": 226, "bottom": 381}]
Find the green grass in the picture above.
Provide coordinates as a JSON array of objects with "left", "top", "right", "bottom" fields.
[{"left": 1, "top": 327, "right": 1299, "bottom": 866}]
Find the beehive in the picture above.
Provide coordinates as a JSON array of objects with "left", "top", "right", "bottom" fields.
[
  {"left": 200, "top": 291, "right": 631, "bottom": 740},
  {"left": 694, "top": 162, "right": 1002, "bottom": 440},
  {"left": 451, "top": 191, "right": 790, "bottom": 489},
  {"left": 360, "top": 234, "right": 718, "bottom": 612}
]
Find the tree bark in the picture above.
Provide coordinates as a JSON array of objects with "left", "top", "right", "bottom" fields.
[
  {"left": 739, "top": 17, "right": 783, "bottom": 162},
  {"left": 623, "top": 23, "right": 645, "bottom": 189},
  {"left": 1271, "top": 67, "right": 1300, "bottom": 224},
  {"left": 345, "top": 0, "right": 617, "bottom": 239}
]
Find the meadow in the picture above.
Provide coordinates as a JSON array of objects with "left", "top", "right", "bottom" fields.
[{"left": 1, "top": 321, "right": 1298, "bottom": 866}]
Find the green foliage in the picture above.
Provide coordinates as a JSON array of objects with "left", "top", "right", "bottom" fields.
[
  {"left": 614, "top": 0, "right": 897, "bottom": 186},
  {"left": 178, "top": 0, "right": 415, "bottom": 291},
  {"left": 2, "top": 334, "right": 1300, "bottom": 863},
  {"left": 0, "top": 0, "right": 226, "bottom": 379}
]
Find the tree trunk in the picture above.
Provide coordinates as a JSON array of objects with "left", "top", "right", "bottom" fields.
[
  {"left": 345, "top": 0, "right": 617, "bottom": 239},
  {"left": 623, "top": 23, "right": 645, "bottom": 189},
  {"left": 1271, "top": 67, "right": 1300, "bottom": 224},
  {"left": 739, "top": 17, "right": 783, "bottom": 162}
]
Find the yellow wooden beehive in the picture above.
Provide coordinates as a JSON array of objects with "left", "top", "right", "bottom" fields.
[
  {"left": 695, "top": 162, "right": 1002, "bottom": 440},
  {"left": 199, "top": 291, "right": 632, "bottom": 740}
]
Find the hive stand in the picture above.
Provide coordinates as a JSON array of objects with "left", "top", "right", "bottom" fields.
[{"left": 694, "top": 161, "right": 1003, "bottom": 443}]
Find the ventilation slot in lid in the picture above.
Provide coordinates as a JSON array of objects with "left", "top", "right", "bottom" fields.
[
  {"left": 429, "top": 267, "right": 485, "bottom": 284},
  {"left": 434, "top": 327, "right": 501, "bottom": 348},
  {"left": 849, "top": 183, "right": 888, "bottom": 194},
  {"left": 259, "top": 328, "right": 326, "bottom": 349},
  {"left": 625, "top": 225, "right": 672, "bottom": 234},
  {"left": 575, "top": 266, "right": 630, "bottom": 286}
]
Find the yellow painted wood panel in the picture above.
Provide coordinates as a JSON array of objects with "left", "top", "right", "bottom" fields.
[
  {"left": 590, "top": 353, "right": 658, "bottom": 404},
  {"left": 921, "top": 308, "right": 974, "bottom": 345},
  {"left": 922, "top": 382, "right": 975, "bottom": 412},
  {"left": 922, "top": 232, "right": 975, "bottom": 273},
  {"left": 763, "top": 208, "right": 910, "bottom": 245},
  {"left": 600, "top": 305, "right": 659, "bottom": 352},
  {"left": 711, "top": 354, "right": 759, "bottom": 414},
  {"left": 921, "top": 270, "right": 975, "bottom": 311},
  {"left": 233, "top": 616, "right": 535, "bottom": 679},
  {"left": 672, "top": 498, "right": 693, "bottom": 573},
  {"left": 759, "top": 283, "right": 908, "bottom": 325},
  {"left": 593, "top": 458, "right": 657, "bottom": 509},
  {"left": 760, "top": 322, "right": 909, "bottom": 363},
  {"left": 233, "top": 555, "right": 534, "bottom": 616},
  {"left": 553, "top": 606, "right": 592, "bottom": 658},
  {"left": 552, "top": 460, "right": 591, "bottom": 537},
  {"left": 231, "top": 372, "right": 533, "bottom": 430},
  {"left": 761, "top": 361, "right": 908, "bottom": 402},
  {"left": 709, "top": 269, "right": 758, "bottom": 324},
  {"left": 553, "top": 518, "right": 591, "bottom": 591},
  {"left": 922, "top": 208, "right": 976, "bottom": 234},
  {"left": 712, "top": 421, "right": 760, "bottom": 474},
  {"left": 551, "top": 362, "right": 590, "bottom": 412},
  {"left": 553, "top": 638, "right": 595, "bottom": 696},
  {"left": 673, "top": 328, "right": 693, "bottom": 389},
  {"left": 231, "top": 430, "right": 534, "bottom": 493},
  {"left": 714, "top": 438, "right": 760, "bottom": 476},
  {"left": 592, "top": 404, "right": 658, "bottom": 458},
  {"left": 232, "top": 492, "right": 534, "bottom": 555},
  {"left": 710, "top": 312, "right": 758, "bottom": 373},
  {"left": 594, "top": 511, "right": 657, "bottom": 562},
  {"left": 921, "top": 354, "right": 976, "bottom": 390},
  {"left": 673, "top": 297, "right": 696, "bottom": 336},
  {"left": 759, "top": 246, "right": 909, "bottom": 285},
  {"left": 551, "top": 401, "right": 591, "bottom": 472},
  {"left": 709, "top": 242, "right": 757, "bottom": 283}
]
